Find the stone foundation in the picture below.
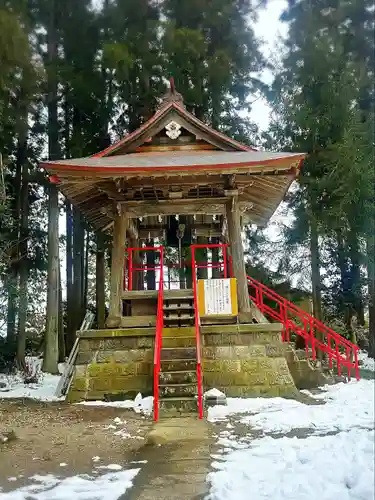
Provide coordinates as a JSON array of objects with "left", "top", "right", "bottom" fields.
[
  {"left": 201, "top": 323, "right": 298, "bottom": 398},
  {"left": 68, "top": 328, "right": 155, "bottom": 402},
  {"left": 67, "top": 323, "right": 303, "bottom": 403}
]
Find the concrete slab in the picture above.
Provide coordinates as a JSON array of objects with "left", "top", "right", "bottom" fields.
[{"left": 124, "top": 417, "right": 212, "bottom": 500}]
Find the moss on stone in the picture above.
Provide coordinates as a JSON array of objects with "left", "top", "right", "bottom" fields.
[
  {"left": 80, "top": 328, "right": 155, "bottom": 338},
  {"left": 70, "top": 376, "right": 88, "bottom": 392},
  {"left": 88, "top": 375, "right": 150, "bottom": 392},
  {"left": 203, "top": 345, "right": 267, "bottom": 360}
]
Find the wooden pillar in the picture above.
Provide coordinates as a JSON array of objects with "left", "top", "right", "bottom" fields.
[
  {"left": 107, "top": 206, "right": 127, "bottom": 328},
  {"left": 96, "top": 231, "right": 106, "bottom": 329},
  {"left": 225, "top": 197, "right": 251, "bottom": 313}
]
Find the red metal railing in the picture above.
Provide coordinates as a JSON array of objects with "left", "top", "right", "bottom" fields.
[
  {"left": 153, "top": 247, "right": 164, "bottom": 422},
  {"left": 247, "top": 276, "right": 360, "bottom": 380}
]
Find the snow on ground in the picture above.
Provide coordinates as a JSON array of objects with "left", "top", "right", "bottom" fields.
[
  {"left": 0, "top": 467, "right": 140, "bottom": 500},
  {"left": 358, "top": 351, "right": 375, "bottom": 372},
  {"left": 208, "top": 380, "right": 374, "bottom": 434},
  {"left": 0, "top": 358, "right": 64, "bottom": 402},
  {"left": 207, "top": 380, "right": 375, "bottom": 500},
  {"left": 78, "top": 392, "right": 154, "bottom": 416}
]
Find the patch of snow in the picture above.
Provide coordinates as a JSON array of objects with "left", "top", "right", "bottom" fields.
[
  {"left": 358, "top": 351, "right": 375, "bottom": 372},
  {"left": 0, "top": 469, "right": 140, "bottom": 500},
  {"left": 78, "top": 393, "right": 154, "bottom": 416},
  {"left": 0, "top": 358, "right": 64, "bottom": 402},
  {"left": 113, "top": 417, "right": 124, "bottom": 425},
  {"left": 114, "top": 430, "right": 132, "bottom": 439},
  {"left": 7, "top": 478, "right": 17, "bottom": 482},
  {"left": 57, "top": 362, "right": 66, "bottom": 375},
  {"left": 207, "top": 428, "right": 374, "bottom": 500},
  {"left": 92, "top": 456, "right": 100, "bottom": 462},
  {"left": 96, "top": 464, "right": 122, "bottom": 471},
  {"left": 205, "top": 388, "right": 226, "bottom": 398},
  {"left": 59, "top": 463, "right": 67, "bottom": 467},
  {"left": 209, "top": 380, "right": 374, "bottom": 435},
  {"left": 207, "top": 380, "right": 375, "bottom": 500}
]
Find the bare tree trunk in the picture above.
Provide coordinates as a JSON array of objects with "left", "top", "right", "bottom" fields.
[
  {"left": 6, "top": 144, "right": 23, "bottom": 347},
  {"left": 65, "top": 200, "right": 73, "bottom": 345},
  {"left": 83, "top": 229, "right": 89, "bottom": 311},
  {"left": 17, "top": 131, "right": 29, "bottom": 368},
  {"left": 44, "top": 184, "right": 60, "bottom": 374},
  {"left": 309, "top": 214, "right": 323, "bottom": 359},
  {"left": 96, "top": 232, "right": 106, "bottom": 329},
  {"left": 58, "top": 261, "right": 65, "bottom": 362},
  {"left": 44, "top": 0, "right": 60, "bottom": 374},
  {"left": 349, "top": 227, "right": 365, "bottom": 327},
  {"left": 69, "top": 207, "right": 85, "bottom": 346},
  {"left": 367, "top": 232, "right": 375, "bottom": 358},
  {"left": 310, "top": 215, "right": 322, "bottom": 322},
  {"left": 336, "top": 228, "right": 353, "bottom": 334}
]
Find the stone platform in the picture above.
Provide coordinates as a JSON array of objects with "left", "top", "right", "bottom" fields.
[{"left": 67, "top": 322, "right": 299, "bottom": 403}]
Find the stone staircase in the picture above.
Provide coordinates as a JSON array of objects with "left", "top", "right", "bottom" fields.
[
  {"left": 158, "top": 326, "right": 200, "bottom": 417},
  {"left": 163, "top": 289, "right": 195, "bottom": 327},
  {"left": 285, "top": 347, "right": 346, "bottom": 390}
]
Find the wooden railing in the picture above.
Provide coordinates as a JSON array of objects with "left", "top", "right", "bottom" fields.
[{"left": 247, "top": 275, "right": 360, "bottom": 380}]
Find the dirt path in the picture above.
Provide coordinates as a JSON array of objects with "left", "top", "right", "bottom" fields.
[{"left": 0, "top": 399, "right": 152, "bottom": 490}]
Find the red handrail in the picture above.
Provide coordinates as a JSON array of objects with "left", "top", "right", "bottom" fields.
[
  {"left": 153, "top": 247, "right": 164, "bottom": 421},
  {"left": 247, "top": 275, "right": 360, "bottom": 380},
  {"left": 191, "top": 246, "right": 203, "bottom": 419}
]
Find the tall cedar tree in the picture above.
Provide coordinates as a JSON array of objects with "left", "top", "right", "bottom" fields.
[{"left": 270, "top": 0, "right": 373, "bottom": 346}]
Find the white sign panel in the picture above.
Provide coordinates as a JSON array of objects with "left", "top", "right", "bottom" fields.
[{"left": 204, "top": 279, "right": 232, "bottom": 315}]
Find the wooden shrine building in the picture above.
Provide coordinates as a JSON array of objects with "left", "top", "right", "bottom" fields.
[{"left": 43, "top": 83, "right": 315, "bottom": 415}]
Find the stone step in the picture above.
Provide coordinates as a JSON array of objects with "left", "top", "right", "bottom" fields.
[
  {"left": 160, "top": 359, "right": 197, "bottom": 372},
  {"left": 159, "top": 370, "right": 197, "bottom": 384},
  {"left": 163, "top": 303, "right": 194, "bottom": 311},
  {"left": 162, "top": 336, "right": 196, "bottom": 348},
  {"left": 160, "top": 347, "right": 197, "bottom": 360},
  {"left": 159, "top": 383, "right": 197, "bottom": 398},
  {"left": 158, "top": 396, "right": 198, "bottom": 415},
  {"left": 163, "top": 314, "right": 194, "bottom": 321},
  {"left": 162, "top": 327, "right": 196, "bottom": 337},
  {"left": 164, "top": 289, "right": 194, "bottom": 300}
]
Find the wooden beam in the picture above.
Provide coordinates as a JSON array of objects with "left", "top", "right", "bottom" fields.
[
  {"left": 122, "top": 197, "right": 229, "bottom": 217},
  {"left": 106, "top": 205, "right": 127, "bottom": 328}
]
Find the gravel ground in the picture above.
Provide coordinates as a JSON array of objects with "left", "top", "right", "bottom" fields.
[{"left": 0, "top": 399, "right": 152, "bottom": 489}]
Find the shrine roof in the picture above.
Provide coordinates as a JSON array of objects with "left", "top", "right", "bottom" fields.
[{"left": 42, "top": 150, "right": 305, "bottom": 175}]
